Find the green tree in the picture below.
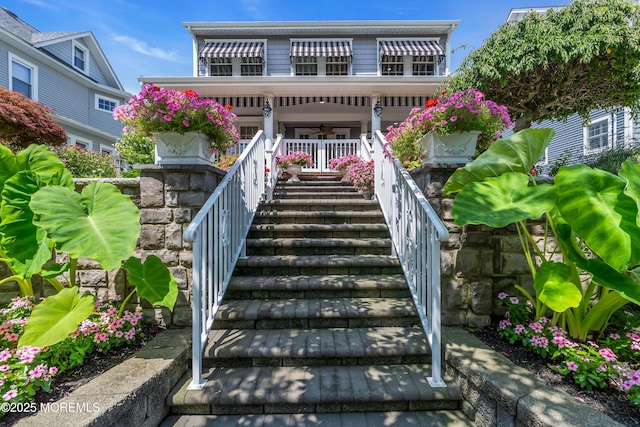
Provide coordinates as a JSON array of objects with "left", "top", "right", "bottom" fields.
[
  {"left": 0, "top": 87, "right": 67, "bottom": 147},
  {"left": 114, "top": 131, "right": 155, "bottom": 165},
  {"left": 447, "top": 0, "right": 640, "bottom": 131}
]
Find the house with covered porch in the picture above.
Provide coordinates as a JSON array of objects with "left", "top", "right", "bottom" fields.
[{"left": 141, "top": 19, "right": 459, "bottom": 172}]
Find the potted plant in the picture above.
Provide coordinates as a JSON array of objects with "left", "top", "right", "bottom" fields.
[
  {"left": 345, "top": 159, "right": 375, "bottom": 199},
  {"left": 275, "top": 151, "right": 312, "bottom": 182},
  {"left": 113, "top": 83, "right": 240, "bottom": 165},
  {"left": 386, "top": 88, "right": 512, "bottom": 164},
  {"left": 328, "top": 154, "right": 361, "bottom": 182}
]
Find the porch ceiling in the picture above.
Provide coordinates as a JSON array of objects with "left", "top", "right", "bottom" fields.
[{"left": 138, "top": 76, "right": 448, "bottom": 98}]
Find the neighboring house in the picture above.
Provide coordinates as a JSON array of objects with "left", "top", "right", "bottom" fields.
[
  {"left": 142, "top": 20, "right": 459, "bottom": 171},
  {"left": 0, "top": 7, "right": 130, "bottom": 157},
  {"left": 505, "top": 7, "right": 640, "bottom": 174}
]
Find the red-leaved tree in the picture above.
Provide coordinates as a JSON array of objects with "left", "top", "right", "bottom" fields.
[{"left": 0, "top": 87, "right": 67, "bottom": 148}]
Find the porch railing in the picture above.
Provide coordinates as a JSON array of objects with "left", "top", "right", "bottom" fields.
[
  {"left": 183, "top": 130, "right": 266, "bottom": 389},
  {"left": 372, "top": 130, "right": 449, "bottom": 387}
]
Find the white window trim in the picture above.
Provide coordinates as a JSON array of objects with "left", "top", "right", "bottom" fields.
[
  {"left": 289, "top": 38, "right": 353, "bottom": 77},
  {"left": 67, "top": 134, "right": 91, "bottom": 149},
  {"left": 100, "top": 143, "right": 115, "bottom": 156},
  {"left": 72, "top": 41, "right": 89, "bottom": 74},
  {"left": 203, "top": 39, "right": 267, "bottom": 76},
  {"left": 376, "top": 37, "right": 442, "bottom": 77},
  {"left": 9, "top": 53, "right": 38, "bottom": 100},
  {"left": 94, "top": 94, "right": 120, "bottom": 112},
  {"left": 583, "top": 116, "right": 612, "bottom": 155}
]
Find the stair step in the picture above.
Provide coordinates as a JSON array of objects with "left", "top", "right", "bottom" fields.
[
  {"left": 260, "top": 199, "right": 380, "bottom": 212},
  {"left": 205, "top": 327, "right": 430, "bottom": 363},
  {"left": 225, "top": 274, "right": 410, "bottom": 299},
  {"left": 233, "top": 255, "right": 402, "bottom": 276},
  {"left": 246, "top": 238, "right": 392, "bottom": 256},
  {"left": 161, "top": 410, "right": 473, "bottom": 427},
  {"left": 273, "top": 191, "right": 364, "bottom": 200},
  {"left": 168, "top": 364, "right": 461, "bottom": 414},
  {"left": 253, "top": 210, "right": 385, "bottom": 225},
  {"left": 248, "top": 224, "right": 390, "bottom": 239}
]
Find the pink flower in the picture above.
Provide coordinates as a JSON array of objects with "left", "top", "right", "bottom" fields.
[
  {"left": 498, "top": 292, "right": 508, "bottom": 300},
  {"left": 509, "top": 297, "right": 519, "bottom": 305},
  {"left": 498, "top": 319, "right": 511, "bottom": 329},
  {"left": 0, "top": 349, "right": 12, "bottom": 363},
  {"left": 529, "top": 322, "right": 543, "bottom": 333},
  {"left": 3, "top": 389, "right": 17, "bottom": 401},
  {"left": 0, "top": 365, "right": 9, "bottom": 372},
  {"left": 598, "top": 348, "right": 617, "bottom": 362},
  {"left": 566, "top": 361, "right": 579, "bottom": 372},
  {"left": 94, "top": 332, "right": 109, "bottom": 343},
  {"left": 515, "top": 325, "right": 525, "bottom": 334}
]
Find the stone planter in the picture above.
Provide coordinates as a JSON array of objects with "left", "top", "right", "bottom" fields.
[
  {"left": 153, "top": 132, "right": 213, "bottom": 165},
  {"left": 285, "top": 165, "right": 303, "bottom": 182},
  {"left": 418, "top": 131, "right": 481, "bottom": 164}
]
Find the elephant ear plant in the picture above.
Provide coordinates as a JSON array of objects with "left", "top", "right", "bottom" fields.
[
  {"left": 0, "top": 144, "right": 178, "bottom": 349},
  {"left": 444, "top": 128, "right": 640, "bottom": 340}
]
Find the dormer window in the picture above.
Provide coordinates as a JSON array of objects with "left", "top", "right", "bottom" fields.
[
  {"left": 73, "top": 43, "right": 87, "bottom": 73},
  {"left": 200, "top": 41, "right": 265, "bottom": 77},
  {"left": 290, "top": 39, "right": 352, "bottom": 76},
  {"left": 378, "top": 39, "right": 444, "bottom": 76}
]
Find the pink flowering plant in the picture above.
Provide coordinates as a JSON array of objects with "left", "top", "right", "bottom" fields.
[
  {"left": 113, "top": 83, "right": 240, "bottom": 153},
  {"left": 275, "top": 151, "right": 312, "bottom": 169},
  {"left": 345, "top": 160, "right": 375, "bottom": 194},
  {"left": 0, "top": 296, "right": 145, "bottom": 416},
  {"left": 328, "top": 154, "right": 361, "bottom": 174},
  {"left": 496, "top": 292, "right": 640, "bottom": 405},
  {"left": 385, "top": 88, "right": 512, "bottom": 167}
]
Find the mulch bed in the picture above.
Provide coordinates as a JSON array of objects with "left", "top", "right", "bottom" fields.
[
  {"left": 0, "top": 324, "right": 163, "bottom": 426},
  {"left": 471, "top": 325, "right": 640, "bottom": 427}
]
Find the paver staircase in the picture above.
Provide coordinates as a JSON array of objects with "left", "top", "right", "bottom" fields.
[{"left": 166, "top": 177, "right": 468, "bottom": 425}]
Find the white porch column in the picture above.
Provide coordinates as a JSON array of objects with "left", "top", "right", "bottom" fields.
[
  {"left": 263, "top": 95, "right": 274, "bottom": 140},
  {"left": 371, "top": 96, "right": 382, "bottom": 134}
]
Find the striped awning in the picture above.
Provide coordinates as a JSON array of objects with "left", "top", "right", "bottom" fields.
[
  {"left": 290, "top": 41, "right": 352, "bottom": 57},
  {"left": 379, "top": 40, "right": 445, "bottom": 57},
  {"left": 200, "top": 41, "right": 264, "bottom": 59}
]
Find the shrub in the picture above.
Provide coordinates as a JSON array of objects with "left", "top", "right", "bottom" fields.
[
  {"left": 48, "top": 144, "right": 117, "bottom": 178},
  {"left": 115, "top": 131, "right": 155, "bottom": 166}
]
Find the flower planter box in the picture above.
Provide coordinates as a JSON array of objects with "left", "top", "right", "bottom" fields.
[
  {"left": 153, "top": 132, "right": 213, "bottom": 165},
  {"left": 418, "top": 131, "right": 481, "bottom": 164}
]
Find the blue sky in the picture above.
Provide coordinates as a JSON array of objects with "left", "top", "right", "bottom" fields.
[{"left": 5, "top": 0, "right": 571, "bottom": 94}]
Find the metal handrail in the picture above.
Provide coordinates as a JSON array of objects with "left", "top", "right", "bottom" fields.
[
  {"left": 183, "top": 131, "right": 266, "bottom": 389},
  {"left": 372, "top": 130, "right": 449, "bottom": 387}
]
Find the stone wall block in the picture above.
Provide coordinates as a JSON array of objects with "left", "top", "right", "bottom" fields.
[
  {"left": 501, "top": 253, "right": 531, "bottom": 275},
  {"left": 165, "top": 223, "right": 184, "bottom": 249},
  {"left": 165, "top": 172, "right": 190, "bottom": 191},
  {"left": 469, "top": 279, "right": 493, "bottom": 314},
  {"left": 170, "top": 267, "right": 189, "bottom": 289},
  {"left": 140, "top": 173, "right": 164, "bottom": 207},
  {"left": 190, "top": 172, "right": 207, "bottom": 191},
  {"left": 178, "top": 192, "right": 207, "bottom": 207},
  {"left": 139, "top": 224, "right": 165, "bottom": 249},
  {"left": 140, "top": 208, "right": 173, "bottom": 224},
  {"left": 455, "top": 249, "right": 481, "bottom": 276},
  {"left": 78, "top": 270, "right": 107, "bottom": 287},
  {"left": 443, "top": 278, "right": 468, "bottom": 309},
  {"left": 165, "top": 191, "right": 179, "bottom": 207},
  {"left": 173, "top": 208, "right": 192, "bottom": 224}
]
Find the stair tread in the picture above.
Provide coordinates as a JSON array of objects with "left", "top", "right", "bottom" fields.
[
  {"left": 161, "top": 410, "right": 473, "bottom": 427},
  {"left": 246, "top": 238, "right": 391, "bottom": 247},
  {"left": 264, "top": 199, "right": 378, "bottom": 205},
  {"left": 216, "top": 297, "right": 417, "bottom": 320},
  {"left": 251, "top": 223, "right": 387, "bottom": 230},
  {"left": 169, "top": 364, "right": 461, "bottom": 407},
  {"left": 206, "top": 326, "right": 429, "bottom": 359},
  {"left": 228, "top": 274, "right": 407, "bottom": 291},
  {"left": 235, "top": 255, "right": 400, "bottom": 267},
  {"left": 256, "top": 210, "right": 384, "bottom": 217}
]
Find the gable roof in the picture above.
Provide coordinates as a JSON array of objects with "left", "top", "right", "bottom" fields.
[{"left": 0, "top": 7, "right": 124, "bottom": 92}]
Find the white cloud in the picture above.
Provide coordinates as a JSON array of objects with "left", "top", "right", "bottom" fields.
[{"left": 113, "top": 35, "right": 182, "bottom": 63}]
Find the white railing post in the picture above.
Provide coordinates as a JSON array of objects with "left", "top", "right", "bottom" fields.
[{"left": 372, "top": 130, "right": 449, "bottom": 388}]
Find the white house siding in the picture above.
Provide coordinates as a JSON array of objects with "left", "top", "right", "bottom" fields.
[{"left": 265, "top": 38, "right": 290, "bottom": 76}]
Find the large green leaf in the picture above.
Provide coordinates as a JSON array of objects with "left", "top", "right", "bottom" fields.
[
  {"left": 0, "top": 171, "right": 53, "bottom": 278},
  {"left": 557, "top": 226, "right": 640, "bottom": 305},
  {"left": 534, "top": 261, "right": 582, "bottom": 312},
  {"left": 15, "top": 144, "right": 72, "bottom": 188},
  {"left": 0, "top": 144, "right": 18, "bottom": 190},
  {"left": 30, "top": 182, "right": 141, "bottom": 271},
  {"left": 556, "top": 164, "right": 640, "bottom": 271},
  {"left": 444, "top": 128, "right": 554, "bottom": 194},
  {"left": 18, "top": 287, "right": 95, "bottom": 349},
  {"left": 620, "top": 160, "right": 640, "bottom": 227},
  {"left": 123, "top": 256, "right": 178, "bottom": 310},
  {"left": 451, "top": 172, "right": 556, "bottom": 227}
]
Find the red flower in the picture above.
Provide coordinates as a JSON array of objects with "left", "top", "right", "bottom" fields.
[
  {"left": 424, "top": 99, "right": 439, "bottom": 109},
  {"left": 225, "top": 104, "right": 233, "bottom": 111},
  {"left": 184, "top": 89, "right": 198, "bottom": 97}
]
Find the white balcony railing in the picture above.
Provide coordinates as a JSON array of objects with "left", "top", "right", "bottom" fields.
[
  {"left": 183, "top": 131, "right": 266, "bottom": 389},
  {"left": 372, "top": 130, "right": 449, "bottom": 387}
]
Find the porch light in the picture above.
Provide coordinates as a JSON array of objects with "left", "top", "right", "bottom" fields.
[
  {"left": 263, "top": 100, "right": 272, "bottom": 118},
  {"left": 373, "top": 99, "right": 383, "bottom": 117}
]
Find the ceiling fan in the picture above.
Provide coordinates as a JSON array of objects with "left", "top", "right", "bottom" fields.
[{"left": 311, "top": 124, "right": 335, "bottom": 135}]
